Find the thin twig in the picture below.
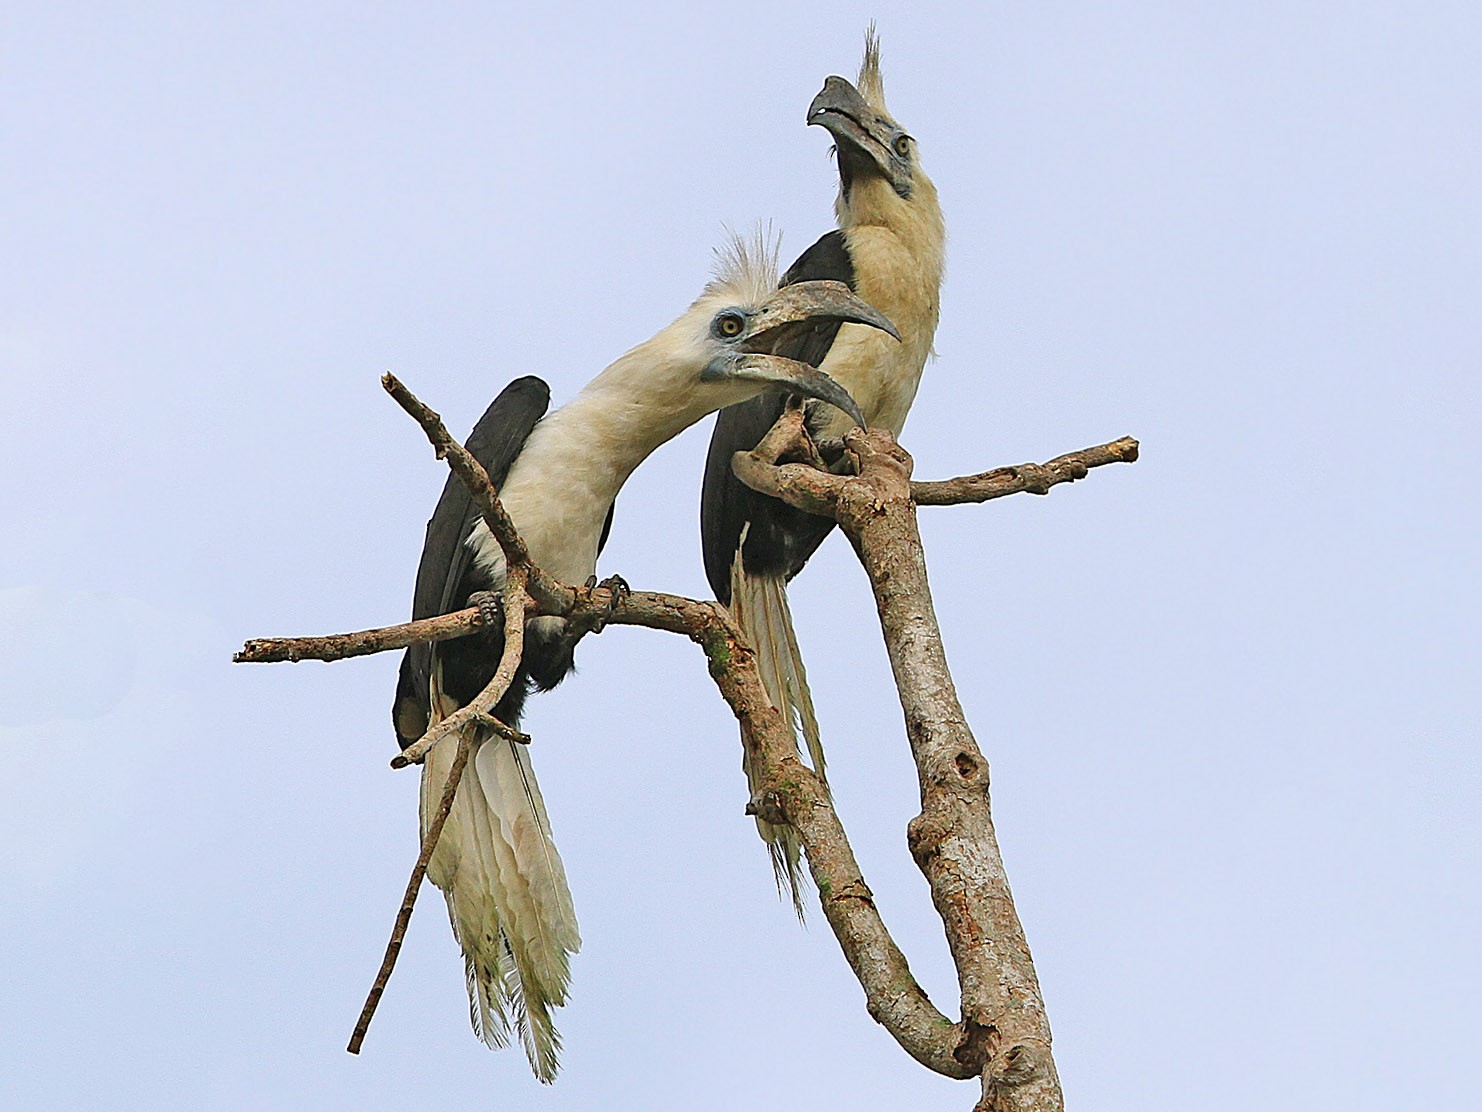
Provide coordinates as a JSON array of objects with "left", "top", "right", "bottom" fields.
[
  {"left": 471, "top": 714, "right": 531, "bottom": 746},
  {"left": 381, "top": 372, "right": 529, "bottom": 566},
  {"left": 910, "top": 436, "right": 1139, "bottom": 505},
  {"left": 347, "top": 726, "right": 473, "bottom": 1054}
]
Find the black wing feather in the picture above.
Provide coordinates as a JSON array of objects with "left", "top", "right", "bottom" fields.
[
  {"left": 393, "top": 376, "right": 550, "bottom": 748},
  {"left": 699, "top": 231, "right": 855, "bottom": 602},
  {"left": 777, "top": 229, "right": 855, "bottom": 369}
]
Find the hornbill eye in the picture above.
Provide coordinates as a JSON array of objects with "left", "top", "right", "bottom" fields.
[
  {"left": 713, "top": 311, "right": 746, "bottom": 339},
  {"left": 893, "top": 134, "right": 911, "bottom": 158}
]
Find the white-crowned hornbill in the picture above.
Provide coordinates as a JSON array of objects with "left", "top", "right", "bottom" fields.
[
  {"left": 391, "top": 238, "right": 894, "bottom": 1080},
  {"left": 700, "top": 33, "right": 946, "bottom": 903}
]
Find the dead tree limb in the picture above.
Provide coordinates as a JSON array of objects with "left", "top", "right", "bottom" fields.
[
  {"left": 381, "top": 372, "right": 573, "bottom": 612},
  {"left": 234, "top": 377, "right": 1136, "bottom": 1106},
  {"left": 602, "top": 591, "right": 978, "bottom": 1078},
  {"left": 234, "top": 609, "right": 486, "bottom": 664},
  {"left": 730, "top": 416, "right": 1140, "bottom": 1112},
  {"left": 345, "top": 377, "right": 551, "bottom": 1050}
]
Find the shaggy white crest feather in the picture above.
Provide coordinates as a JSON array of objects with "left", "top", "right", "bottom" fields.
[
  {"left": 858, "top": 23, "right": 887, "bottom": 112},
  {"left": 706, "top": 225, "right": 783, "bottom": 307}
]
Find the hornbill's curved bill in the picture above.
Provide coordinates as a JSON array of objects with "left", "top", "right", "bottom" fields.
[
  {"left": 700, "top": 31, "right": 947, "bottom": 907},
  {"left": 391, "top": 241, "right": 893, "bottom": 1081}
]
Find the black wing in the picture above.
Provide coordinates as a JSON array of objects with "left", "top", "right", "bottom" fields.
[
  {"left": 392, "top": 376, "right": 550, "bottom": 748},
  {"left": 699, "top": 231, "right": 855, "bottom": 602}
]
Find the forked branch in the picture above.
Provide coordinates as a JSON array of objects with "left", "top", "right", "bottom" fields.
[
  {"left": 729, "top": 415, "right": 1141, "bottom": 1112},
  {"left": 234, "top": 377, "right": 1136, "bottom": 1108}
]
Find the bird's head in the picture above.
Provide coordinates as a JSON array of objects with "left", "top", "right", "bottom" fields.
[
  {"left": 695, "top": 284, "right": 895, "bottom": 429},
  {"left": 577, "top": 233, "right": 895, "bottom": 453},
  {"left": 809, "top": 30, "right": 938, "bottom": 222},
  {"left": 677, "top": 236, "right": 896, "bottom": 428}
]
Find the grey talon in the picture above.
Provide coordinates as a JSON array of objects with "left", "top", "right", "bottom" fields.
[
  {"left": 589, "top": 573, "right": 630, "bottom": 634},
  {"left": 468, "top": 590, "right": 504, "bottom": 628}
]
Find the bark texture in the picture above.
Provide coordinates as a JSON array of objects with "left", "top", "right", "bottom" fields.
[{"left": 843, "top": 433, "right": 1064, "bottom": 1112}]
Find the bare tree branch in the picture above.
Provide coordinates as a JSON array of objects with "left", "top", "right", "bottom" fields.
[
  {"left": 734, "top": 419, "right": 1139, "bottom": 517},
  {"left": 350, "top": 378, "right": 550, "bottom": 1050},
  {"left": 233, "top": 432, "right": 1137, "bottom": 668},
  {"left": 236, "top": 377, "right": 1136, "bottom": 1107},
  {"left": 381, "top": 372, "right": 529, "bottom": 565},
  {"left": 234, "top": 609, "right": 486, "bottom": 664},
  {"left": 602, "top": 591, "right": 977, "bottom": 1078},
  {"left": 381, "top": 372, "right": 573, "bottom": 612},
  {"left": 732, "top": 425, "right": 1089, "bottom": 1112}
]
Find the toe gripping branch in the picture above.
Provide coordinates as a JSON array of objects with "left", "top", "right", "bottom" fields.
[
  {"left": 468, "top": 590, "right": 505, "bottom": 629},
  {"left": 575, "top": 574, "right": 631, "bottom": 637}
]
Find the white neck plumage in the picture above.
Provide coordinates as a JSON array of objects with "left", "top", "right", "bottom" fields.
[
  {"left": 529, "top": 330, "right": 733, "bottom": 501},
  {"left": 473, "top": 323, "right": 740, "bottom": 587}
]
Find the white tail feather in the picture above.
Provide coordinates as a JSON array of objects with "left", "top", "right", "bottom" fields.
[
  {"left": 729, "top": 551, "right": 827, "bottom": 913},
  {"left": 422, "top": 728, "right": 514, "bottom": 1047},
  {"left": 476, "top": 739, "right": 581, "bottom": 1017},
  {"left": 421, "top": 678, "right": 580, "bottom": 1082}
]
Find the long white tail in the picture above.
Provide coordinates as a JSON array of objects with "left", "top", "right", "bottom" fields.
[
  {"left": 730, "top": 552, "right": 826, "bottom": 913},
  {"left": 422, "top": 692, "right": 580, "bottom": 1082}
]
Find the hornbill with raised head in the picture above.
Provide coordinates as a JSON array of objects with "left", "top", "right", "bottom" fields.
[
  {"left": 700, "top": 33, "right": 946, "bottom": 904},
  {"left": 391, "top": 238, "right": 894, "bottom": 1080}
]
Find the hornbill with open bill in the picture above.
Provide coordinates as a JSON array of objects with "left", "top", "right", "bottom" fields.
[
  {"left": 391, "top": 237, "right": 895, "bottom": 1080},
  {"left": 700, "top": 32, "right": 946, "bottom": 905}
]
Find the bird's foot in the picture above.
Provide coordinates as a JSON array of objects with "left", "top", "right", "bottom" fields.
[
  {"left": 582, "top": 573, "right": 631, "bottom": 634},
  {"left": 467, "top": 590, "right": 504, "bottom": 629},
  {"left": 562, "top": 575, "right": 632, "bottom": 648}
]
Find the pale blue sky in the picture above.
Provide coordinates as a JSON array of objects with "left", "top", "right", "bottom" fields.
[{"left": 3, "top": 3, "right": 1478, "bottom": 1109}]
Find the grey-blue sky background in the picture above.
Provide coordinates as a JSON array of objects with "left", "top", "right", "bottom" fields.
[{"left": 3, "top": 3, "right": 1477, "bottom": 1108}]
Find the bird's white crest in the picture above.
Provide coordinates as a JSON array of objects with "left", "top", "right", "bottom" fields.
[
  {"left": 858, "top": 24, "right": 887, "bottom": 113},
  {"left": 706, "top": 225, "right": 783, "bottom": 308}
]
